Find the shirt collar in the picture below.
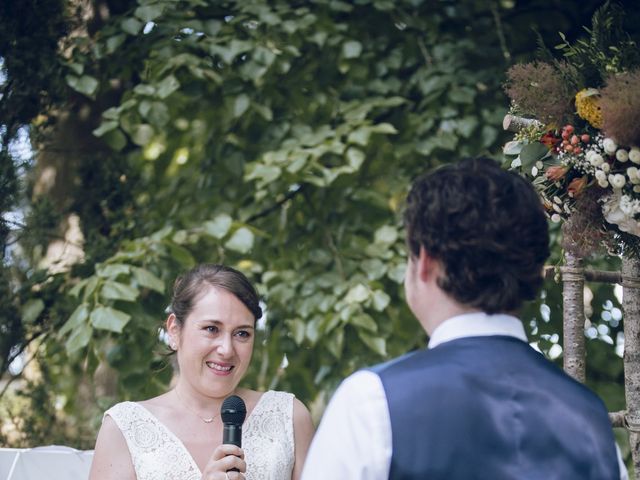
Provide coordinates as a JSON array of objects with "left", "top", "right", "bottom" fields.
[{"left": 428, "top": 312, "right": 528, "bottom": 349}]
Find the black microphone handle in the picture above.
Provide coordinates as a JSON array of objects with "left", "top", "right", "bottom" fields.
[
  {"left": 223, "top": 424, "right": 242, "bottom": 472},
  {"left": 223, "top": 424, "right": 242, "bottom": 447}
]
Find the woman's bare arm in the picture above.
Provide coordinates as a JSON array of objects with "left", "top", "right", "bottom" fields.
[
  {"left": 291, "top": 397, "right": 315, "bottom": 480},
  {"left": 88, "top": 415, "right": 136, "bottom": 480}
]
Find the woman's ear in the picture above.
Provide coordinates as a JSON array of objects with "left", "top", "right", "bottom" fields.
[{"left": 166, "top": 313, "right": 180, "bottom": 350}]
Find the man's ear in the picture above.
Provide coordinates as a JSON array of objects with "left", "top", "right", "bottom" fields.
[{"left": 417, "top": 246, "right": 441, "bottom": 283}]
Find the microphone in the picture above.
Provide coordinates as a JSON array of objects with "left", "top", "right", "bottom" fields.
[{"left": 221, "top": 395, "right": 246, "bottom": 472}]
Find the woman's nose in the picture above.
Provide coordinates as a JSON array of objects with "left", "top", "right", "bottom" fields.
[{"left": 216, "top": 333, "right": 234, "bottom": 357}]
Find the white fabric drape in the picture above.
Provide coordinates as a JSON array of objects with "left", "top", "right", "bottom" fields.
[{"left": 0, "top": 446, "right": 93, "bottom": 480}]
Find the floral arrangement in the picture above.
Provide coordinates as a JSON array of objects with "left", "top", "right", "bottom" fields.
[{"left": 503, "top": 4, "right": 640, "bottom": 256}]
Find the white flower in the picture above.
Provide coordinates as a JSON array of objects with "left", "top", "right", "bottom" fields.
[
  {"left": 535, "top": 161, "right": 543, "bottom": 169},
  {"left": 630, "top": 148, "right": 640, "bottom": 164},
  {"left": 601, "top": 162, "right": 611, "bottom": 173},
  {"left": 634, "top": 185, "right": 640, "bottom": 193},
  {"left": 511, "top": 158, "right": 522, "bottom": 168},
  {"left": 553, "top": 204, "right": 563, "bottom": 213},
  {"left": 611, "top": 174, "right": 626, "bottom": 189},
  {"left": 603, "top": 138, "right": 618, "bottom": 154},
  {"left": 551, "top": 214, "right": 562, "bottom": 223},
  {"left": 595, "top": 170, "right": 607, "bottom": 181},
  {"left": 617, "top": 149, "right": 630, "bottom": 162},
  {"left": 598, "top": 179, "right": 609, "bottom": 188},
  {"left": 553, "top": 196, "right": 562, "bottom": 204},
  {"left": 601, "top": 191, "right": 640, "bottom": 236},
  {"left": 628, "top": 167, "right": 639, "bottom": 181},
  {"left": 531, "top": 166, "right": 538, "bottom": 176},
  {"left": 590, "top": 153, "right": 605, "bottom": 167}
]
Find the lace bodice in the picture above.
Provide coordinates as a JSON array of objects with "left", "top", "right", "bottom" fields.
[{"left": 105, "top": 390, "right": 295, "bottom": 480}]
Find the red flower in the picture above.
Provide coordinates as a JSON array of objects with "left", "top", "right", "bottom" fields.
[
  {"left": 545, "top": 165, "right": 569, "bottom": 182},
  {"left": 540, "top": 132, "right": 561, "bottom": 149},
  {"left": 567, "top": 176, "right": 588, "bottom": 198}
]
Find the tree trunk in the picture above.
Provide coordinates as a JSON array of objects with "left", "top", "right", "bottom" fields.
[
  {"left": 562, "top": 252, "right": 585, "bottom": 382},
  {"left": 622, "top": 255, "right": 640, "bottom": 478}
]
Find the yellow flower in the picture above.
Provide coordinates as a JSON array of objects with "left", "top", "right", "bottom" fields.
[{"left": 575, "top": 88, "right": 603, "bottom": 128}]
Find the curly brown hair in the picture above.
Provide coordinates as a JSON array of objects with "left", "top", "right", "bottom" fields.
[{"left": 404, "top": 157, "right": 550, "bottom": 314}]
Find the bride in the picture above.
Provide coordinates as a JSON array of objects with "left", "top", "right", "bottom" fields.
[{"left": 89, "top": 264, "right": 315, "bottom": 480}]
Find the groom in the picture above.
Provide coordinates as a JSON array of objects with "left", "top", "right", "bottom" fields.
[{"left": 302, "top": 157, "right": 625, "bottom": 479}]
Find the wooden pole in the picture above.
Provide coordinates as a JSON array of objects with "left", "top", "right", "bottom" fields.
[
  {"left": 622, "top": 255, "right": 640, "bottom": 477},
  {"left": 562, "top": 252, "right": 586, "bottom": 382}
]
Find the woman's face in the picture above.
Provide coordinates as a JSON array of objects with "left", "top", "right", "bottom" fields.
[{"left": 168, "top": 285, "right": 255, "bottom": 399}]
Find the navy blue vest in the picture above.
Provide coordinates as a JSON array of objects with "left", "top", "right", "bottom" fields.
[{"left": 372, "top": 336, "right": 620, "bottom": 479}]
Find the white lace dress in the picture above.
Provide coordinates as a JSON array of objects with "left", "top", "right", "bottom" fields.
[{"left": 105, "top": 390, "right": 295, "bottom": 480}]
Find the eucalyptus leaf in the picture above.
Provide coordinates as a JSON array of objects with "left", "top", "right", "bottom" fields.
[{"left": 520, "top": 142, "right": 551, "bottom": 167}]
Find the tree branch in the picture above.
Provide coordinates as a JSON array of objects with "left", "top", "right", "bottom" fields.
[{"left": 245, "top": 184, "right": 307, "bottom": 223}]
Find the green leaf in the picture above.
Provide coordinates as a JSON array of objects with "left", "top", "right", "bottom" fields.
[
  {"left": 60, "top": 303, "right": 90, "bottom": 336},
  {"left": 358, "top": 331, "right": 387, "bottom": 356},
  {"left": 65, "top": 322, "right": 93, "bottom": 355},
  {"left": 204, "top": 214, "right": 233, "bottom": 239},
  {"left": 93, "top": 121, "right": 119, "bottom": 137},
  {"left": 348, "top": 127, "right": 370, "bottom": 146},
  {"left": 102, "top": 129, "right": 127, "bottom": 151},
  {"left": 327, "top": 327, "right": 345, "bottom": 359},
  {"left": 131, "top": 124, "right": 154, "bottom": 146},
  {"left": 372, "top": 290, "right": 391, "bottom": 311},
  {"left": 288, "top": 318, "right": 306, "bottom": 345},
  {"left": 66, "top": 75, "right": 99, "bottom": 97},
  {"left": 448, "top": 86, "right": 476, "bottom": 104},
  {"left": 234, "top": 94, "right": 250, "bottom": 118},
  {"left": 165, "top": 242, "right": 196, "bottom": 267},
  {"left": 121, "top": 17, "right": 143, "bottom": 35},
  {"left": 134, "top": 5, "right": 164, "bottom": 22},
  {"left": 148, "top": 102, "right": 170, "bottom": 126},
  {"left": 96, "top": 263, "right": 130, "bottom": 278},
  {"left": 106, "top": 34, "right": 126, "bottom": 54},
  {"left": 131, "top": 267, "right": 165, "bottom": 293},
  {"left": 21, "top": 299, "right": 45, "bottom": 324},
  {"left": 156, "top": 75, "right": 180, "bottom": 99},
  {"left": 225, "top": 227, "right": 254, "bottom": 254},
  {"left": 134, "top": 84, "right": 156, "bottom": 96},
  {"left": 346, "top": 148, "right": 365, "bottom": 170},
  {"left": 90, "top": 306, "right": 131, "bottom": 333},
  {"left": 101, "top": 281, "right": 139, "bottom": 302},
  {"left": 351, "top": 313, "right": 378, "bottom": 332},
  {"left": 361, "top": 258, "right": 387, "bottom": 280},
  {"left": 343, "top": 40, "right": 363, "bottom": 59},
  {"left": 520, "top": 142, "right": 551, "bottom": 167},
  {"left": 345, "top": 284, "right": 370, "bottom": 303},
  {"left": 503, "top": 140, "right": 523, "bottom": 156},
  {"left": 246, "top": 164, "right": 282, "bottom": 184},
  {"left": 370, "top": 122, "right": 398, "bottom": 134},
  {"left": 374, "top": 225, "right": 398, "bottom": 245}
]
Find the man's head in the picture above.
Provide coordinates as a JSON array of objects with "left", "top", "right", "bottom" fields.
[{"left": 403, "top": 157, "right": 550, "bottom": 315}]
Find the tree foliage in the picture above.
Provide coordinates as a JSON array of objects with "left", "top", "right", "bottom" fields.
[{"left": 1, "top": 0, "right": 637, "bottom": 447}]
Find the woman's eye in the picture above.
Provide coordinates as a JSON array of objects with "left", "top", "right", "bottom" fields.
[
  {"left": 205, "top": 325, "right": 218, "bottom": 333},
  {"left": 235, "top": 330, "right": 251, "bottom": 339}
]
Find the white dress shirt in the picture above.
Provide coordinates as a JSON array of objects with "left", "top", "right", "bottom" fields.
[{"left": 301, "top": 312, "right": 628, "bottom": 480}]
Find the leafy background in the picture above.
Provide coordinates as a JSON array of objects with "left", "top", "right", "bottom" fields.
[{"left": 0, "top": 0, "right": 638, "bottom": 469}]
